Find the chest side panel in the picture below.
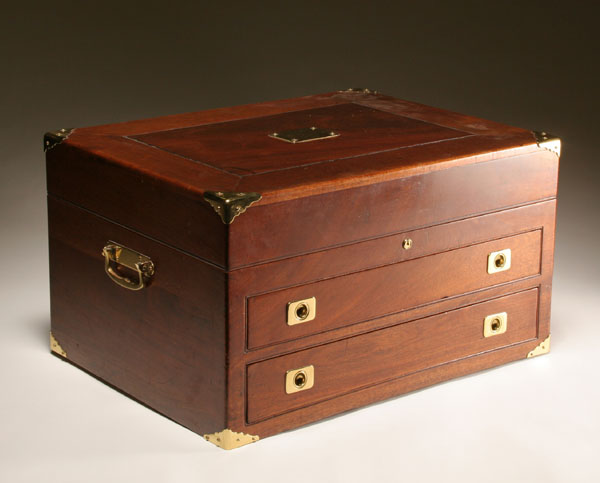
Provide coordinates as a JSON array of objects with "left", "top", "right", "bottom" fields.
[{"left": 48, "top": 196, "right": 227, "bottom": 435}]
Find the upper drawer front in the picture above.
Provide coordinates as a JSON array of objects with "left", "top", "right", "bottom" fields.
[
  {"left": 246, "top": 288, "right": 539, "bottom": 423},
  {"left": 247, "top": 230, "right": 541, "bottom": 350}
]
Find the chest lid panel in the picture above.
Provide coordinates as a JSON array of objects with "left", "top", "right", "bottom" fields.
[
  {"left": 45, "top": 91, "right": 557, "bottom": 268},
  {"left": 130, "top": 103, "right": 471, "bottom": 176}
]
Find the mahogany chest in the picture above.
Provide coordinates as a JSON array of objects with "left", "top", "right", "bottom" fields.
[{"left": 45, "top": 90, "right": 560, "bottom": 449}]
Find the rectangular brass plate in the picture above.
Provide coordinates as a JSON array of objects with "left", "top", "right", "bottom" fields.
[
  {"left": 483, "top": 312, "right": 508, "bottom": 337},
  {"left": 269, "top": 126, "right": 339, "bottom": 144},
  {"left": 285, "top": 365, "right": 315, "bottom": 394},
  {"left": 287, "top": 297, "right": 316, "bottom": 326},
  {"left": 487, "top": 248, "right": 511, "bottom": 274}
]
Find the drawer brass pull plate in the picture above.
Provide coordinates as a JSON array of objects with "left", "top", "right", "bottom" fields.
[
  {"left": 483, "top": 312, "right": 508, "bottom": 337},
  {"left": 285, "top": 365, "right": 315, "bottom": 394},
  {"left": 487, "top": 248, "right": 511, "bottom": 274},
  {"left": 102, "top": 242, "right": 154, "bottom": 291},
  {"left": 287, "top": 297, "right": 316, "bottom": 325}
]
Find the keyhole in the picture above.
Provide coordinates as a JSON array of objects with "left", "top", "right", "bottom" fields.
[
  {"left": 491, "top": 318, "right": 502, "bottom": 332},
  {"left": 494, "top": 253, "right": 506, "bottom": 268},
  {"left": 294, "top": 371, "right": 307, "bottom": 389},
  {"left": 295, "top": 303, "right": 309, "bottom": 321}
]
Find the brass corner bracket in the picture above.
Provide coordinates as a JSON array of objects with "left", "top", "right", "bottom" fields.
[
  {"left": 44, "top": 128, "right": 74, "bottom": 152},
  {"left": 527, "top": 335, "right": 551, "bottom": 358},
  {"left": 533, "top": 131, "right": 561, "bottom": 157},
  {"left": 203, "top": 429, "right": 259, "bottom": 450},
  {"left": 203, "top": 191, "right": 262, "bottom": 224},
  {"left": 340, "top": 87, "right": 378, "bottom": 94},
  {"left": 50, "top": 332, "right": 67, "bottom": 358}
]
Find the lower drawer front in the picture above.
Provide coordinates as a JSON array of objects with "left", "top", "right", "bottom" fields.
[{"left": 246, "top": 288, "right": 538, "bottom": 423}]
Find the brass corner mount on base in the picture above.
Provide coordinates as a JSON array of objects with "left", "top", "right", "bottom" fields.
[
  {"left": 50, "top": 332, "right": 67, "bottom": 358},
  {"left": 203, "top": 191, "right": 262, "bottom": 224},
  {"left": 533, "top": 131, "right": 561, "bottom": 157},
  {"left": 527, "top": 335, "right": 551, "bottom": 358},
  {"left": 44, "top": 128, "right": 74, "bottom": 152},
  {"left": 203, "top": 429, "right": 259, "bottom": 450}
]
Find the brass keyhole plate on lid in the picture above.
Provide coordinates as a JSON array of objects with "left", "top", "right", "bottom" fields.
[
  {"left": 269, "top": 126, "right": 339, "bottom": 144},
  {"left": 285, "top": 365, "right": 315, "bottom": 394},
  {"left": 483, "top": 312, "right": 508, "bottom": 337}
]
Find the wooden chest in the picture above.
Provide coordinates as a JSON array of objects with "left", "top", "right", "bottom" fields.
[{"left": 45, "top": 90, "right": 560, "bottom": 449}]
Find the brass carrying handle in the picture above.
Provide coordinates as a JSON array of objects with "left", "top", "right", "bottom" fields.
[{"left": 102, "top": 242, "right": 154, "bottom": 291}]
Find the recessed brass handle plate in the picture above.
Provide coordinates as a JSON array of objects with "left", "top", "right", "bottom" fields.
[
  {"left": 487, "top": 248, "right": 511, "bottom": 274},
  {"left": 483, "top": 312, "right": 508, "bottom": 337},
  {"left": 269, "top": 126, "right": 339, "bottom": 144},
  {"left": 287, "top": 297, "right": 316, "bottom": 325},
  {"left": 285, "top": 365, "right": 315, "bottom": 394},
  {"left": 102, "top": 241, "right": 154, "bottom": 291}
]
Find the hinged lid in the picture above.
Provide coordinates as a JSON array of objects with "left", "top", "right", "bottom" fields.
[{"left": 45, "top": 91, "right": 558, "bottom": 269}]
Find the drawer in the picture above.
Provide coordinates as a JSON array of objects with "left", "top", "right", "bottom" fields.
[
  {"left": 246, "top": 288, "right": 539, "bottom": 423},
  {"left": 247, "top": 230, "right": 541, "bottom": 349}
]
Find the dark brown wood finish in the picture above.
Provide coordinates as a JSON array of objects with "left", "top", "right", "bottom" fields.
[
  {"left": 45, "top": 91, "right": 560, "bottom": 447},
  {"left": 48, "top": 196, "right": 227, "bottom": 436},
  {"left": 247, "top": 289, "right": 539, "bottom": 423},
  {"left": 247, "top": 231, "right": 541, "bottom": 349},
  {"left": 46, "top": 91, "right": 553, "bottom": 269},
  {"left": 224, "top": 199, "right": 557, "bottom": 439},
  {"left": 132, "top": 103, "right": 471, "bottom": 175},
  {"left": 229, "top": 150, "right": 557, "bottom": 267}
]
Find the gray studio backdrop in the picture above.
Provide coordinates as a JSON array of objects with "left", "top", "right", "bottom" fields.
[{"left": 1, "top": 2, "right": 598, "bottom": 482}]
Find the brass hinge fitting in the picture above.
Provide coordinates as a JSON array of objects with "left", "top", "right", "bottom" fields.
[
  {"left": 203, "top": 429, "right": 259, "bottom": 450},
  {"left": 527, "top": 335, "right": 551, "bottom": 358},
  {"left": 50, "top": 332, "right": 67, "bottom": 358},
  {"left": 203, "top": 191, "right": 262, "bottom": 224},
  {"left": 340, "top": 87, "right": 378, "bottom": 94},
  {"left": 533, "top": 131, "right": 561, "bottom": 157},
  {"left": 44, "top": 128, "right": 74, "bottom": 152}
]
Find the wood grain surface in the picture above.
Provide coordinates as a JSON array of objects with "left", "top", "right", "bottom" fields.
[
  {"left": 46, "top": 91, "right": 554, "bottom": 267},
  {"left": 45, "top": 91, "right": 559, "bottom": 444},
  {"left": 48, "top": 196, "right": 227, "bottom": 436},
  {"left": 247, "top": 231, "right": 541, "bottom": 349},
  {"left": 247, "top": 289, "right": 539, "bottom": 423}
]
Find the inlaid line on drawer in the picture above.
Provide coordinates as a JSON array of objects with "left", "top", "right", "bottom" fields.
[
  {"left": 246, "top": 288, "right": 539, "bottom": 423},
  {"left": 246, "top": 230, "right": 542, "bottom": 350}
]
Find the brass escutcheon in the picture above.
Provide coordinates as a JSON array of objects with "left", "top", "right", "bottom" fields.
[
  {"left": 483, "top": 312, "right": 508, "bottom": 337},
  {"left": 487, "top": 248, "right": 511, "bottom": 274},
  {"left": 402, "top": 238, "right": 413, "bottom": 250},
  {"left": 285, "top": 365, "right": 315, "bottom": 394},
  {"left": 287, "top": 297, "right": 316, "bottom": 325},
  {"left": 269, "top": 126, "right": 339, "bottom": 144}
]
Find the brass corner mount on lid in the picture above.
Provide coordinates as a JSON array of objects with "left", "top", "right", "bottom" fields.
[
  {"left": 44, "top": 128, "right": 74, "bottom": 152},
  {"left": 203, "top": 191, "right": 262, "bottom": 224},
  {"left": 534, "top": 131, "right": 561, "bottom": 157}
]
